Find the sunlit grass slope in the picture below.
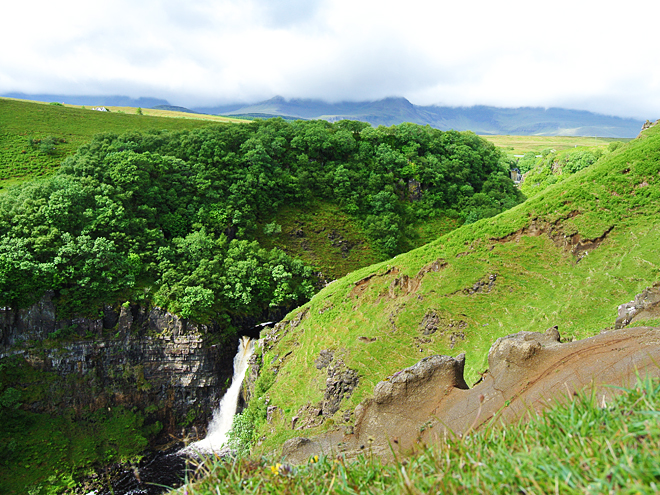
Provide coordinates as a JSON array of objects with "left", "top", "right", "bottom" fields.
[
  {"left": 253, "top": 123, "right": 660, "bottom": 453},
  {"left": 0, "top": 97, "right": 230, "bottom": 189}
]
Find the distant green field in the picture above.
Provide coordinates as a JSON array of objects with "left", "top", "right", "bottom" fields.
[
  {"left": 482, "top": 134, "right": 630, "bottom": 155},
  {"left": 0, "top": 98, "right": 235, "bottom": 190}
]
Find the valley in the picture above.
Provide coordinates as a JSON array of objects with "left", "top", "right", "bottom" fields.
[{"left": 0, "top": 96, "right": 658, "bottom": 494}]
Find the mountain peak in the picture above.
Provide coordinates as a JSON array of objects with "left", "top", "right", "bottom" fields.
[{"left": 379, "top": 96, "right": 413, "bottom": 106}]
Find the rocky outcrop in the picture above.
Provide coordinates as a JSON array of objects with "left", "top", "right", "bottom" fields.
[
  {"left": 639, "top": 119, "right": 659, "bottom": 136},
  {"left": 321, "top": 358, "right": 359, "bottom": 416},
  {"left": 490, "top": 214, "right": 613, "bottom": 263},
  {"left": 284, "top": 350, "right": 360, "bottom": 431},
  {"left": 281, "top": 325, "right": 660, "bottom": 463},
  {"left": 615, "top": 283, "right": 660, "bottom": 329},
  {"left": 0, "top": 292, "right": 211, "bottom": 352},
  {"left": 240, "top": 351, "right": 262, "bottom": 410},
  {"left": 0, "top": 293, "right": 237, "bottom": 442},
  {"left": 350, "top": 354, "right": 468, "bottom": 450}
]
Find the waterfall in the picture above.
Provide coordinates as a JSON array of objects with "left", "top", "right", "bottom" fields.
[{"left": 182, "top": 336, "right": 254, "bottom": 454}]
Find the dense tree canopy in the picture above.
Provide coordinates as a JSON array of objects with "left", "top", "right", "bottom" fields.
[{"left": 0, "top": 119, "right": 523, "bottom": 328}]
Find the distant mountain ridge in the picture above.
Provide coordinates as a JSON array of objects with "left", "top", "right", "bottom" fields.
[
  {"left": 194, "top": 96, "right": 644, "bottom": 138},
  {"left": 2, "top": 93, "right": 169, "bottom": 108},
  {"left": 151, "top": 105, "right": 200, "bottom": 114},
  {"left": 2, "top": 93, "right": 644, "bottom": 137}
]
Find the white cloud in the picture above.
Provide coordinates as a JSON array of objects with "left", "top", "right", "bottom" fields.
[{"left": 1, "top": 0, "right": 658, "bottom": 118}]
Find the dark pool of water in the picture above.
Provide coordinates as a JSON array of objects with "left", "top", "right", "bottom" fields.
[{"left": 93, "top": 447, "right": 191, "bottom": 495}]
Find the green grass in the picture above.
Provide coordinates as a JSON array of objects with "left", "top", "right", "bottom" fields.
[
  {"left": 0, "top": 97, "right": 230, "bottom": 189},
  {"left": 175, "top": 376, "right": 660, "bottom": 494},
  {"left": 482, "top": 134, "right": 630, "bottom": 155},
  {"left": 247, "top": 123, "right": 660, "bottom": 454}
]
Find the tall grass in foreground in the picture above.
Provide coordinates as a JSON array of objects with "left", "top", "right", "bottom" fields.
[{"left": 175, "top": 377, "right": 660, "bottom": 494}]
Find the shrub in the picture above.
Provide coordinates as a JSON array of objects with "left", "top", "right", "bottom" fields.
[
  {"left": 263, "top": 222, "right": 282, "bottom": 236},
  {"left": 608, "top": 141, "right": 623, "bottom": 152},
  {"left": 564, "top": 150, "right": 597, "bottom": 174}
]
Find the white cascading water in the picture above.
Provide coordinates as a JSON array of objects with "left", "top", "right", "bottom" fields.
[{"left": 182, "top": 336, "right": 254, "bottom": 454}]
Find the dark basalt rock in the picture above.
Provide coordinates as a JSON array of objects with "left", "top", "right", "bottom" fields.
[{"left": 0, "top": 293, "right": 237, "bottom": 440}]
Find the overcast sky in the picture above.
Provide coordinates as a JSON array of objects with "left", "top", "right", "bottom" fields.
[{"left": 1, "top": 0, "right": 658, "bottom": 119}]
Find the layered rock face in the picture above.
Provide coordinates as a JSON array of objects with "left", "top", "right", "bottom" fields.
[
  {"left": 282, "top": 324, "right": 660, "bottom": 463},
  {"left": 0, "top": 292, "right": 237, "bottom": 440}
]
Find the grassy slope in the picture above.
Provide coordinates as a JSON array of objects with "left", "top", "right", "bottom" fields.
[
  {"left": 0, "top": 98, "right": 460, "bottom": 281},
  {"left": 519, "top": 144, "right": 626, "bottom": 199},
  {"left": 253, "top": 124, "right": 660, "bottom": 453},
  {"left": 0, "top": 97, "right": 237, "bottom": 189}
]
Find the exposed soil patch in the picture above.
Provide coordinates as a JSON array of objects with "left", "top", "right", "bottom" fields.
[
  {"left": 491, "top": 213, "right": 613, "bottom": 261},
  {"left": 350, "top": 259, "right": 447, "bottom": 302},
  {"left": 350, "top": 267, "right": 398, "bottom": 299},
  {"left": 388, "top": 259, "right": 447, "bottom": 298}
]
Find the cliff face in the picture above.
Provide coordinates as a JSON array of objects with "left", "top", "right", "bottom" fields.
[{"left": 0, "top": 292, "right": 237, "bottom": 441}]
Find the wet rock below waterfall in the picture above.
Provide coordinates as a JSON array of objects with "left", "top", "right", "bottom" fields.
[{"left": 90, "top": 447, "right": 189, "bottom": 495}]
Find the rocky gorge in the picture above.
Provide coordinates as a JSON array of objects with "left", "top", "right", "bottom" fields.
[{"left": 0, "top": 291, "right": 240, "bottom": 450}]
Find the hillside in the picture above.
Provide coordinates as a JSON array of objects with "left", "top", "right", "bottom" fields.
[
  {"left": 0, "top": 118, "right": 522, "bottom": 323},
  {"left": 0, "top": 116, "right": 526, "bottom": 493},
  {"left": 196, "top": 96, "right": 644, "bottom": 138},
  {"left": 240, "top": 121, "right": 660, "bottom": 455},
  {"left": 2, "top": 92, "right": 170, "bottom": 108},
  {"left": 179, "top": 376, "right": 660, "bottom": 494},
  {"left": 0, "top": 98, "right": 240, "bottom": 189}
]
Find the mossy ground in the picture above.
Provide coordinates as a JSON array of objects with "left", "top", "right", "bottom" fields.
[
  {"left": 255, "top": 202, "right": 461, "bottom": 281},
  {"left": 251, "top": 124, "right": 660, "bottom": 454},
  {"left": 0, "top": 356, "right": 157, "bottom": 494}
]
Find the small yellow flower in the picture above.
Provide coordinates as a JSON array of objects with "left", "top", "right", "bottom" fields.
[
  {"left": 270, "top": 463, "right": 282, "bottom": 475},
  {"left": 310, "top": 455, "right": 319, "bottom": 463}
]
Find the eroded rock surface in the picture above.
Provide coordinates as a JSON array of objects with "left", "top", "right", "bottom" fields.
[
  {"left": 322, "top": 359, "right": 359, "bottom": 416},
  {"left": 288, "top": 352, "right": 360, "bottom": 430},
  {"left": 282, "top": 325, "right": 660, "bottom": 463}
]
